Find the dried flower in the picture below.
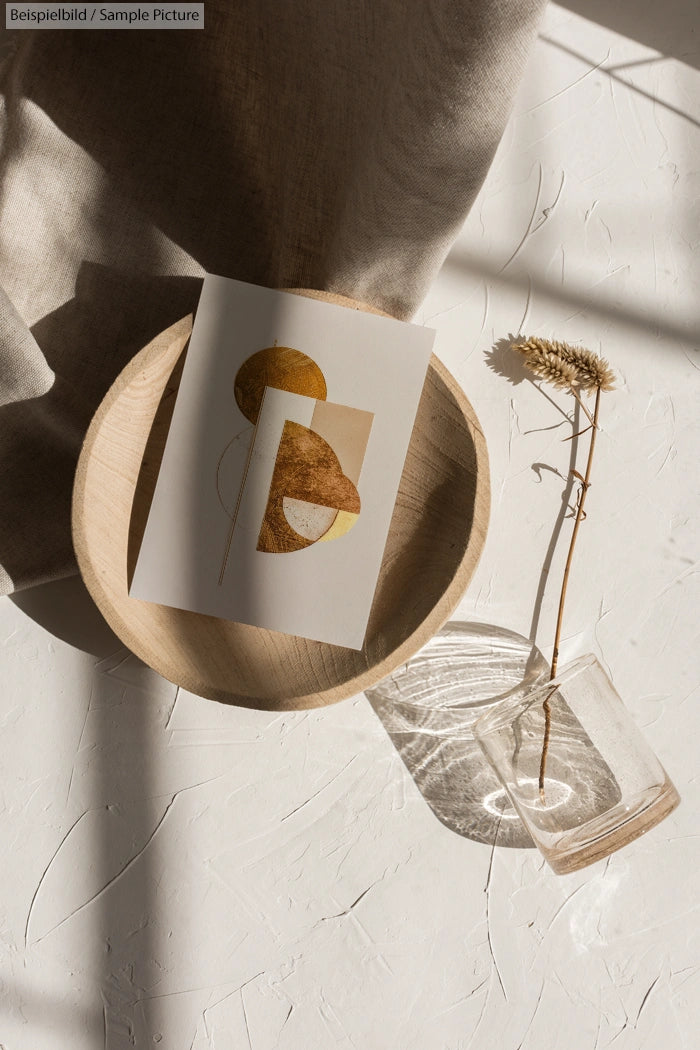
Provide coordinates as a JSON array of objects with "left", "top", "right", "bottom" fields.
[
  {"left": 514, "top": 344, "right": 579, "bottom": 389},
  {"left": 509, "top": 334, "right": 616, "bottom": 801},
  {"left": 554, "top": 341, "right": 616, "bottom": 391},
  {"left": 513, "top": 336, "right": 616, "bottom": 392}
]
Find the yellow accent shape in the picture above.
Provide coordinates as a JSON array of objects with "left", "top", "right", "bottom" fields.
[{"left": 318, "top": 510, "right": 359, "bottom": 542}]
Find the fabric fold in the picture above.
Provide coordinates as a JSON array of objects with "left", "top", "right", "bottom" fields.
[
  {"left": 0, "top": 0, "right": 547, "bottom": 594},
  {"left": 0, "top": 286, "right": 54, "bottom": 407}
]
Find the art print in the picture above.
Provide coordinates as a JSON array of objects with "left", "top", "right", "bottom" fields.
[{"left": 130, "top": 277, "right": 434, "bottom": 648}]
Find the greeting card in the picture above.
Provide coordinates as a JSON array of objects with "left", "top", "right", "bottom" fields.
[{"left": 129, "top": 277, "right": 434, "bottom": 648}]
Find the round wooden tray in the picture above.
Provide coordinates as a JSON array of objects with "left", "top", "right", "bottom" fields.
[{"left": 72, "top": 290, "right": 489, "bottom": 709}]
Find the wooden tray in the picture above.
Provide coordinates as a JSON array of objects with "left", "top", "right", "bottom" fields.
[{"left": 72, "top": 290, "right": 489, "bottom": 709}]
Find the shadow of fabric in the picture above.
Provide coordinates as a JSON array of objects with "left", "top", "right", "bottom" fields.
[
  {"left": 0, "top": 265, "right": 202, "bottom": 591},
  {"left": 11, "top": 574, "right": 123, "bottom": 657}
]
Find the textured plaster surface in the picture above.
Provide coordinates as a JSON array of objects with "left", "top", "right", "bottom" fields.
[{"left": 1, "top": 4, "right": 699, "bottom": 1048}]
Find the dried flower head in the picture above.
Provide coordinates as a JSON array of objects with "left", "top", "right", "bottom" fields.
[
  {"left": 513, "top": 336, "right": 615, "bottom": 392},
  {"left": 552, "top": 340, "right": 616, "bottom": 391},
  {"left": 515, "top": 345, "right": 579, "bottom": 389}
]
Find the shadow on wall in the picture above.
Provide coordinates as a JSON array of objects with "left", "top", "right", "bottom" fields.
[
  {"left": 11, "top": 573, "right": 182, "bottom": 1045},
  {"left": 443, "top": 246, "right": 700, "bottom": 350},
  {"left": 555, "top": 0, "right": 700, "bottom": 69}
]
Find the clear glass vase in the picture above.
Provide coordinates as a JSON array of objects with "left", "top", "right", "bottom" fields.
[{"left": 473, "top": 654, "right": 680, "bottom": 874}]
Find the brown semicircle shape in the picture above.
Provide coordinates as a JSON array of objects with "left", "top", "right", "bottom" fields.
[{"left": 258, "top": 421, "right": 361, "bottom": 553}]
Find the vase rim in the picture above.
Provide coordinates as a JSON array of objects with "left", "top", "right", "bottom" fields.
[{"left": 473, "top": 652, "right": 599, "bottom": 736}]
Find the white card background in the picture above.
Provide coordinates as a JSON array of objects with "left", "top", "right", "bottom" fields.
[{"left": 130, "top": 277, "right": 434, "bottom": 648}]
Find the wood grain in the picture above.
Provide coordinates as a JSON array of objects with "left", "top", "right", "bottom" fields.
[{"left": 72, "top": 290, "right": 490, "bottom": 709}]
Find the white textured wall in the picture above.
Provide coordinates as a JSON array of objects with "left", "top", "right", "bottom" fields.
[{"left": 1, "top": 4, "right": 699, "bottom": 1047}]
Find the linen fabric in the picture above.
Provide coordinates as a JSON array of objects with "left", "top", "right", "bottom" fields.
[{"left": 0, "top": 0, "right": 547, "bottom": 594}]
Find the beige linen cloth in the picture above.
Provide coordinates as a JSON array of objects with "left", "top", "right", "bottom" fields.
[{"left": 0, "top": 1, "right": 546, "bottom": 594}]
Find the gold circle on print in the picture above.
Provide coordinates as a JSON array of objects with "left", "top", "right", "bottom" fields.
[{"left": 234, "top": 346, "right": 327, "bottom": 423}]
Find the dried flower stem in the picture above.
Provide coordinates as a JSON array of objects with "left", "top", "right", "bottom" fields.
[
  {"left": 569, "top": 387, "right": 596, "bottom": 428},
  {"left": 538, "top": 385, "right": 602, "bottom": 800},
  {"left": 512, "top": 336, "right": 614, "bottom": 805},
  {"left": 549, "top": 386, "right": 601, "bottom": 681}
]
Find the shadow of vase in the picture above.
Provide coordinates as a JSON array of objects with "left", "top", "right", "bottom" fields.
[{"left": 365, "top": 621, "right": 550, "bottom": 848}]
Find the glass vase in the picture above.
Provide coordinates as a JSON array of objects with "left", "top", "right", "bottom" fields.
[{"left": 473, "top": 654, "right": 680, "bottom": 874}]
